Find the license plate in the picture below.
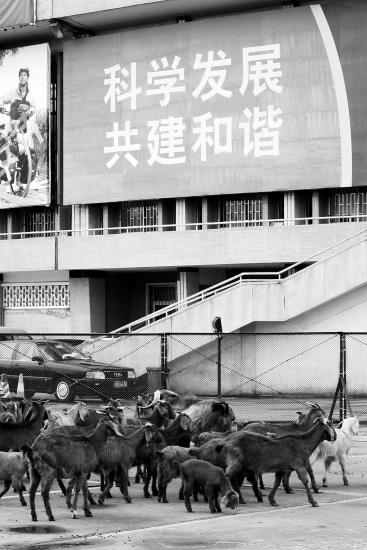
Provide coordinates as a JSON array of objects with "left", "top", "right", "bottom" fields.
[{"left": 114, "top": 380, "right": 127, "bottom": 388}]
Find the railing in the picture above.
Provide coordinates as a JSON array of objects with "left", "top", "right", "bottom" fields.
[
  {"left": 0, "top": 214, "right": 367, "bottom": 239},
  {"left": 91, "top": 225, "right": 367, "bottom": 336}
]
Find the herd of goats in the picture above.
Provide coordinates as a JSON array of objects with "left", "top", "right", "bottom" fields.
[{"left": 0, "top": 388, "right": 360, "bottom": 522}]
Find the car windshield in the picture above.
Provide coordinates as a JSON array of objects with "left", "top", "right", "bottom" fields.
[{"left": 36, "top": 342, "right": 92, "bottom": 362}]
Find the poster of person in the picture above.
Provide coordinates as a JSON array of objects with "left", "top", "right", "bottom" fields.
[{"left": 0, "top": 43, "right": 50, "bottom": 209}]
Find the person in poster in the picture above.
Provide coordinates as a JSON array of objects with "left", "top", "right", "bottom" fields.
[{"left": 0, "top": 44, "right": 49, "bottom": 207}]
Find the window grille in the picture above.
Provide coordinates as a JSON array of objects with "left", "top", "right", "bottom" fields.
[
  {"left": 123, "top": 201, "right": 158, "bottom": 232},
  {"left": 2, "top": 283, "right": 69, "bottom": 309},
  {"left": 23, "top": 209, "right": 55, "bottom": 237},
  {"left": 221, "top": 196, "right": 262, "bottom": 227},
  {"left": 330, "top": 191, "right": 367, "bottom": 222},
  {"left": 148, "top": 284, "right": 177, "bottom": 314}
]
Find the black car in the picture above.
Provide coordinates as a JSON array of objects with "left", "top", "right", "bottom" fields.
[{"left": 0, "top": 339, "right": 136, "bottom": 402}]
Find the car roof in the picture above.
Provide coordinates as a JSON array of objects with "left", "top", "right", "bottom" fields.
[{"left": 0, "top": 328, "right": 30, "bottom": 334}]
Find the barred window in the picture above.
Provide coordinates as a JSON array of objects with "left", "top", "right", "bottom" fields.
[
  {"left": 23, "top": 209, "right": 55, "bottom": 237},
  {"left": 122, "top": 201, "right": 158, "bottom": 232},
  {"left": 221, "top": 195, "right": 263, "bottom": 227},
  {"left": 2, "top": 283, "right": 69, "bottom": 309},
  {"left": 148, "top": 284, "right": 177, "bottom": 314},
  {"left": 329, "top": 191, "right": 367, "bottom": 222}
]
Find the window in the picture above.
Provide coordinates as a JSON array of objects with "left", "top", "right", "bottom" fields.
[
  {"left": 23, "top": 208, "right": 55, "bottom": 237},
  {"left": 147, "top": 284, "right": 177, "bottom": 315},
  {"left": 221, "top": 195, "right": 263, "bottom": 227},
  {"left": 328, "top": 190, "right": 367, "bottom": 222},
  {"left": 122, "top": 201, "right": 158, "bottom": 232}
]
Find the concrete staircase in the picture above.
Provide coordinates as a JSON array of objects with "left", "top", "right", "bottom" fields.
[{"left": 80, "top": 227, "right": 367, "bottom": 372}]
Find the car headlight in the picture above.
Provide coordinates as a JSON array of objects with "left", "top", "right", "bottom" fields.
[
  {"left": 85, "top": 371, "right": 106, "bottom": 379},
  {"left": 127, "top": 370, "right": 135, "bottom": 379}
]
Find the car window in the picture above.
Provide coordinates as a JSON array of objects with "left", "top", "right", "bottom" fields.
[
  {"left": 0, "top": 341, "right": 18, "bottom": 360},
  {"left": 13, "top": 342, "right": 39, "bottom": 361}
]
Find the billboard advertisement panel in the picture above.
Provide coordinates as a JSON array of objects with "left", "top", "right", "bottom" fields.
[
  {"left": 63, "top": 5, "right": 350, "bottom": 205},
  {"left": 0, "top": 43, "right": 50, "bottom": 209}
]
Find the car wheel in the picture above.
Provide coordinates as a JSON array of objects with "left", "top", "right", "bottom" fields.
[{"left": 54, "top": 378, "right": 75, "bottom": 402}]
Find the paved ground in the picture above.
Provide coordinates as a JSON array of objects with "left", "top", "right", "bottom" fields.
[{"left": 1, "top": 421, "right": 367, "bottom": 550}]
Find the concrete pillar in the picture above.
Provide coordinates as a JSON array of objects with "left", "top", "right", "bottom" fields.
[
  {"left": 312, "top": 191, "right": 320, "bottom": 224},
  {"left": 202, "top": 198, "right": 208, "bottom": 230},
  {"left": 70, "top": 277, "right": 106, "bottom": 333},
  {"left": 284, "top": 192, "right": 295, "bottom": 226},
  {"left": 177, "top": 270, "right": 199, "bottom": 302},
  {"left": 176, "top": 199, "right": 186, "bottom": 230}
]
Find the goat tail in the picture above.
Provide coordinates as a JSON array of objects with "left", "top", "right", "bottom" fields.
[{"left": 20, "top": 444, "right": 33, "bottom": 464}]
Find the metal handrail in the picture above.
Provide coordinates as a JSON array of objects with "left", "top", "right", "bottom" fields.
[{"left": 1, "top": 214, "right": 367, "bottom": 239}]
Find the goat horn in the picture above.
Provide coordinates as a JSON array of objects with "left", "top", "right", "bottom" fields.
[{"left": 138, "top": 390, "right": 161, "bottom": 410}]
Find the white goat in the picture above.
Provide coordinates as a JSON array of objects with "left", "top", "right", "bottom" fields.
[
  {"left": 310, "top": 416, "right": 359, "bottom": 487},
  {"left": 0, "top": 451, "right": 28, "bottom": 506},
  {"left": 44, "top": 401, "right": 89, "bottom": 429}
]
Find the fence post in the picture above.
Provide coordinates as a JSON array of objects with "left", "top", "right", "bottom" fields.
[
  {"left": 217, "top": 333, "right": 222, "bottom": 398},
  {"left": 339, "top": 332, "right": 347, "bottom": 421},
  {"left": 160, "top": 333, "right": 168, "bottom": 389}
]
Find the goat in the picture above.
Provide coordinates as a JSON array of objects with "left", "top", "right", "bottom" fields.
[
  {"left": 97, "top": 423, "right": 154, "bottom": 505},
  {"left": 0, "top": 401, "right": 48, "bottom": 452},
  {"left": 215, "top": 417, "right": 336, "bottom": 507},
  {"left": 133, "top": 413, "right": 193, "bottom": 498},
  {"left": 244, "top": 403, "right": 327, "bottom": 492},
  {"left": 22, "top": 419, "right": 123, "bottom": 522},
  {"left": 191, "top": 430, "right": 235, "bottom": 447},
  {"left": 179, "top": 458, "right": 239, "bottom": 513},
  {"left": 138, "top": 391, "right": 235, "bottom": 434},
  {"left": 133, "top": 400, "right": 180, "bottom": 485},
  {"left": 44, "top": 401, "right": 89, "bottom": 429},
  {"left": 0, "top": 451, "right": 28, "bottom": 506},
  {"left": 180, "top": 399, "right": 235, "bottom": 435},
  {"left": 243, "top": 403, "right": 327, "bottom": 436},
  {"left": 136, "top": 399, "right": 176, "bottom": 427},
  {"left": 310, "top": 416, "right": 359, "bottom": 487},
  {"left": 156, "top": 445, "right": 194, "bottom": 503}
]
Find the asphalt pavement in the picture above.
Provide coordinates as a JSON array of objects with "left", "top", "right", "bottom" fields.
[{"left": 1, "top": 426, "right": 367, "bottom": 550}]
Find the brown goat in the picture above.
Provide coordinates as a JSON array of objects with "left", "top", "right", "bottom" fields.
[{"left": 179, "top": 458, "right": 239, "bottom": 513}]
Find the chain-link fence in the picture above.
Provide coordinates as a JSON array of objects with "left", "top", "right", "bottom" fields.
[{"left": 0, "top": 331, "right": 366, "bottom": 422}]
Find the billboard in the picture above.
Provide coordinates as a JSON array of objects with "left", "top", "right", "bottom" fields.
[
  {"left": 63, "top": 5, "right": 350, "bottom": 205},
  {"left": 0, "top": 43, "right": 50, "bottom": 209}
]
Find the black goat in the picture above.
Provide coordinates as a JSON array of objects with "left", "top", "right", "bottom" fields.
[
  {"left": 134, "top": 413, "right": 193, "bottom": 498},
  {"left": 0, "top": 401, "right": 48, "bottom": 452},
  {"left": 244, "top": 402, "right": 327, "bottom": 492},
  {"left": 22, "top": 419, "right": 123, "bottom": 522},
  {"left": 179, "top": 458, "right": 239, "bottom": 513},
  {"left": 215, "top": 417, "right": 336, "bottom": 507}
]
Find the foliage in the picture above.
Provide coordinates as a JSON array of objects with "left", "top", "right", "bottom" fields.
[{"left": 0, "top": 49, "right": 19, "bottom": 66}]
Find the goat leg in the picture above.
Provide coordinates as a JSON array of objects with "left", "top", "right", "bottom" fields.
[
  {"left": 18, "top": 488, "right": 27, "bottom": 507},
  {"left": 305, "top": 462, "right": 319, "bottom": 493},
  {"left": 143, "top": 465, "right": 152, "bottom": 498},
  {"left": 281, "top": 472, "right": 295, "bottom": 494},
  {"left": 184, "top": 483, "right": 193, "bottom": 513},
  {"left": 247, "top": 471, "right": 263, "bottom": 503},
  {"left": 268, "top": 471, "right": 283, "bottom": 506},
  {"left": 258, "top": 474, "right": 265, "bottom": 490},
  {"left": 70, "top": 475, "right": 83, "bottom": 519},
  {"left": 117, "top": 467, "right": 132, "bottom": 503},
  {"left": 0, "top": 479, "right": 11, "bottom": 499},
  {"left": 322, "top": 457, "right": 333, "bottom": 487},
  {"left": 339, "top": 455, "right": 349, "bottom": 485},
  {"left": 57, "top": 477, "right": 67, "bottom": 496},
  {"left": 29, "top": 470, "right": 41, "bottom": 522},
  {"left": 296, "top": 467, "right": 318, "bottom": 507},
  {"left": 82, "top": 480, "right": 93, "bottom": 517},
  {"left": 41, "top": 477, "right": 55, "bottom": 521}
]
